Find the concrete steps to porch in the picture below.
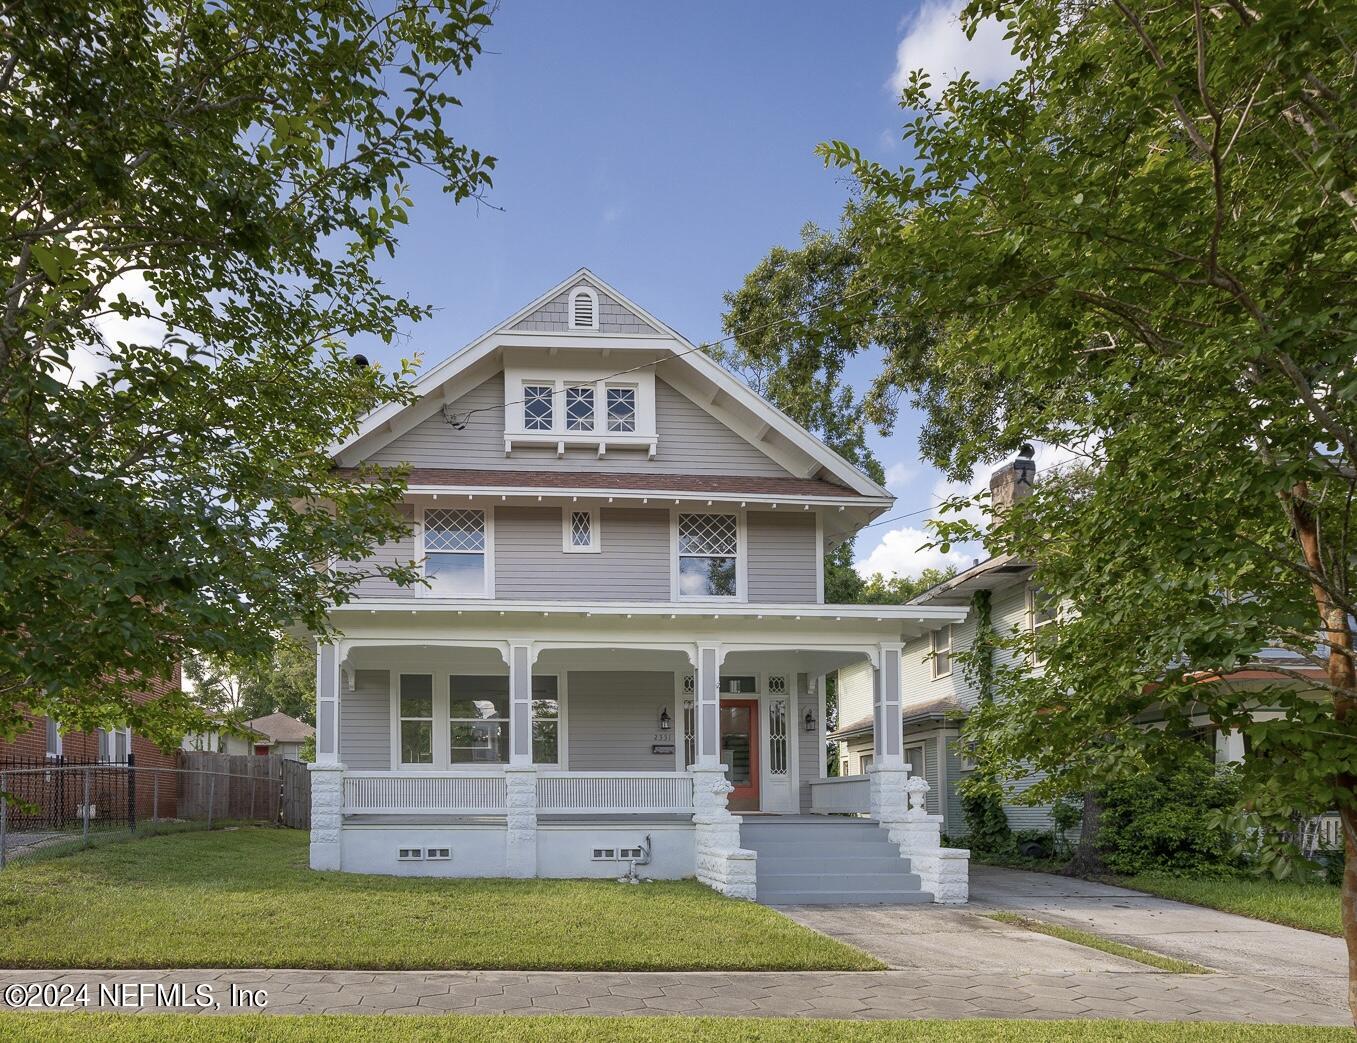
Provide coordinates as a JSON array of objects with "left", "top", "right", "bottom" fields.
[{"left": 740, "top": 817, "right": 932, "bottom": 906}]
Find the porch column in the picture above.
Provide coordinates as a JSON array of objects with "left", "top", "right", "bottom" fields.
[
  {"left": 504, "top": 641, "right": 538, "bottom": 877},
  {"left": 868, "top": 642, "right": 909, "bottom": 826},
  {"left": 309, "top": 641, "right": 344, "bottom": 871},
  {"left": 693, "top": 642, "right": 721, "bottom": 769}
]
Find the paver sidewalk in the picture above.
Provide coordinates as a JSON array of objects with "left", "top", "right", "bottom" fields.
[{"left": 0, "top": 967, "right": 1348, "bottom": 1024}]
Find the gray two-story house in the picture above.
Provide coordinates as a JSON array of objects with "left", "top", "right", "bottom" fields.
[{"left": 308, "top": 270, "right": 970, "bottom": 904}]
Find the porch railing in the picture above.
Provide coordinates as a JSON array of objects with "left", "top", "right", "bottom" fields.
[
  {"left": 536, "top": 772, "right": 693, "bottom": 815},
  {"left": 808, "top": 774, "right": 870, "bottom": 814},
  {"left": 342, "top": 772, "right": 507, "bottom": 815}
]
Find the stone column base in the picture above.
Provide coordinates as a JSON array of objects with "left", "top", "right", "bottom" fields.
[
  {"left": 308, "top": 762, "right": 345, "bottom": 871},
  {"left": 504, "top": 765, "right": 538, "bottom": 878},
  {"left": 908, "top": 847, "right": 971, "bottom": 904},
  {"left": 690, "top": 765, "right": 757, "bottom": 900}
]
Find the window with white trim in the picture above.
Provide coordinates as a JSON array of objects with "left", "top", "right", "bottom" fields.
[
  {"left": 399, "top": 674, "right": 434, "bottom": 765},
  {"left": 97, "top": 726, "right": 131, "bottom": 763},
  {"left": 532, "top": 676, "right": 560, "bottom": 765},
  {"left": 565, "top": 384, "right": 595, "bottom": 431},
  {"left": 523, "top": 383, "right": 554, "bottom": 431},
  {"left": 423, "top": 508, "right": 487, "bottom": 596},
  {"left": 1029, "top": 585, "right": 1060, "bottom": 665},
  {"left": 564, "top": 507, "right": 599, "bottom": 552},
  {"left": 677, "top": 513, "right": 738, "bottom": 598},
  {"left": 606, "top": 385, "right": 636, "bottom": 432},
  {"left": 45, "top": 717, "right": 61, "bottom": 759},
  {"left": 768, "top": 699, "right": 788, "bottom": 775},
  {"left": 569, "top": 287, "right": 598, "bottom": 330},
  {"left": 931, "top": 625, "right": 953, "bottom": 679},
  {"left": 449, "top": 676, "right": 509, "bottom": 765}
]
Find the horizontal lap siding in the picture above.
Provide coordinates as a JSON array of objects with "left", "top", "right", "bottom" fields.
[
  {"left": 566, "top": 671, "right": 675, "bottom": 771},
  {"left": 835, "top": 660, "right": 873, "bottom": 729},
  {"left": 341, "top": 670, "right": 391, "bottom": 770},
  {"left": 367, "top": 374, "right": 793, "bottom": 477},
  {"left": 797, "top": 674, "right": 820, "bottom": 811},
  {"left": 345, "top": 505, "right": 416, "bottom": 599},
  {"left": 746, "top": 512, "right": 818, "bottom": 603},
  {"left": 495, "top": 507, "right": 670, "bottom": 601}
]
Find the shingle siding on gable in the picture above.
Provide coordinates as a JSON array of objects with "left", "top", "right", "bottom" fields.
[
  {"left": 365, "top": 374, "right": 793, "bottom": 479},
  {"left": 509, "top": 288, "right": 659, "bottom": 335},
  {"left": 746, "top": 511, "right": 818, "bottom": 603}
]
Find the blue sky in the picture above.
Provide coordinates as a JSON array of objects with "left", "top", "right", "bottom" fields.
[{"left": 358, "top": 0, "right": 1022, "bottom": 578}]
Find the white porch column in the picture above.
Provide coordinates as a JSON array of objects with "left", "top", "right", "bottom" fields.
[
  {"left": 310, "top": 641, "right": 344, "bottom": 871},
  {"left": 689, "top": 642, "right": 756, "bottom": 899},
  {"left": 505, "top": 641, "right": 538, "bottom": 877},
  {"left": 869, "top": 641, "right": 910, "bottom": 825}
]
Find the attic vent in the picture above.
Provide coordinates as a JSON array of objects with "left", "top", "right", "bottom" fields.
[{"left": 569, "top": 287, "right": 598, "bottom": 330}]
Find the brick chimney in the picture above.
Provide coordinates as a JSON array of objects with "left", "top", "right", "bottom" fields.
[{"left": 989, "top": 444, "right": 1036, "bottom": 522}]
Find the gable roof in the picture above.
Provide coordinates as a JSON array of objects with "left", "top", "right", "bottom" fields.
[
  {"left": 332, "top": 269, "right": 892, "bottom": 501},
  {"left": 245, "top": 712, "right": 315, "bottom": 744}
]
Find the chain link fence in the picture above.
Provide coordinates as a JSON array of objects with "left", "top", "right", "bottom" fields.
[{"left": 0, "top": 754, "right": 310, "bottom": 867}]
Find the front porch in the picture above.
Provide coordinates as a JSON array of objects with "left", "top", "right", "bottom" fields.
[{"left": 307, "top": 604, "right": 970, "bottom": 903}]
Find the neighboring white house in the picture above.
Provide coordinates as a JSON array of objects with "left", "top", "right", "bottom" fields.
[
  {"left": 245, "top": 712, "right": 315, "bottom": 761},
  {"left": 306, "top": 269, "right": 970, "bottom": 904},
  {"left": 181, "top": 719, "right": 265, "bottom": 756}
]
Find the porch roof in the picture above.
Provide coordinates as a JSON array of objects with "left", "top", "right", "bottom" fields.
[{"left": 829, "top": 696, "right": 965, "bottom": 740}]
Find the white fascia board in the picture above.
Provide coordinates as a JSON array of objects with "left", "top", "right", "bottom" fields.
[{"left": 407, "top": 485, "right": 892, "bottom": 509}]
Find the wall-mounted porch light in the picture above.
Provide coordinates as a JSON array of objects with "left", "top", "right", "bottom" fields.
[
  {"left": 659, "top": 707, "right": 672, "bottom": 731},
  {"left": 803, "top": 709, "right": 816, "bottom": 733}
]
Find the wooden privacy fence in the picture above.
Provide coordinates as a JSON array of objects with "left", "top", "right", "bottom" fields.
[{"left": 177, "top": 753, "right": 310, "bottom": 828}]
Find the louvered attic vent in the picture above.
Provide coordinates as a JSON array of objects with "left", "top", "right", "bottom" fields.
[{"left": 570, "top": 288, "right": 596, "bottom": 330}]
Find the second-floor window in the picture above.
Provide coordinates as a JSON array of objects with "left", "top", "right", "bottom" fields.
[
  {"left": 423, "top": 508, "right": 488, "bottom": 597},
  {"left": 931, "top": 625, "right": 952, "bottom": 679},
  {"left": 523, "top": 384, "right": 554, "bottom": 431},
  {"left": 564, "top": 507, "right": 599, "bottom": 552},
  {"left": 606, "top": 386, "right": 636, "bottom": 432},
  {"left": 565, "top": 384, "right": 595, "bottom": 431},
  {"left": 677, "top": 512, "right": 738, "bottom": 598}
]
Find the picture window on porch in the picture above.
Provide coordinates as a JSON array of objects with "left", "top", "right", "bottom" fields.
[
  {"left": 523, "top": 383, "right": 554, "bottom": 431},
  {"left": 606, "top": 385, "right": 636, "bottom": 432},
  {"left": 931, "top": 625, "right": 953, "bottom": 679},
  {"left": 399, "top": 674, "right": 434, "bottom": 765},
  {"left": 677, "top": 513, "right": 738, "bottom": 598},
  {"left": 423, "top": 508, "right": 487, "bottom": 596},
  {"left": 565, "top": 384, "right": 595, "bottom": 432},
  {"left": 449, "top": 676, "right": 509, "bottom": 765},
  {"left": 532, "top": 677, "right": 560, "bottom": 765}
]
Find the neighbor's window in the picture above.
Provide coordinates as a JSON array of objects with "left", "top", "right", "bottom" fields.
[
  {"left": 931, "top": 625, "right": 952, "bottom": 679},
  {"left": 1029, "top": 586, "right": 1060, "bottom": 664},
  {"left": 677, "top": 513, "right": 738, "bottom": 597},
  {"left": 449, "top": 676, "right": 509, "bottom": 764},
  {"left": 565, "top": 384, "right": 595, "bottom": 431},
  {"left": 532, "top": 676, "right": 560, "bottom": 764},
  {"left": 399, "top": 674, "right": 434, "bottom": 765},
  {"left": 96, "top": 727, "right": 130, "bottom": 763},
  {"left": 424, "top": 508, "right": 487, "bottom": 596},
  {"left": 45, "top": 717, "right": 61, "bottom": 759},
  {"left": 523, "top": 383, "right": 554, "bottom": 431},
  {"left": 606, "top": 385, "right": 636, "bottom": 432}
]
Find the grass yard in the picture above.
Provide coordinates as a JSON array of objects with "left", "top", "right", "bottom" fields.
[
  {"left": 0, "top": 827, "right": 876, "bottom": 971},
  {"left": 0, "top": 1014, "right": 1351, "bottom": 1043},
  {"left": 1114, "top": 874, "right": 1343, "bottom": 937}
]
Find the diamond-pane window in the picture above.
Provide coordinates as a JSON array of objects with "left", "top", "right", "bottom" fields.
[
  {"left": 677, "top": 513, "right": 738, "bottom": 598},
  {"left": 565, "top": 385, "right": 595, "bottom": 431},
  {"left": 523, "top": 384, "right": 554, "bottom": 431},
  {"left": 423, "top": 509, "right": 486, "bottom": 595},
  {"left": 570, "top": 511, "right": 592, "bottom": 548},
  {"left": 606, "top": 386, "right": 636, "bottom": 432},
  {"left": 767, "top": 675, "right": 787, "bottom": 695}
]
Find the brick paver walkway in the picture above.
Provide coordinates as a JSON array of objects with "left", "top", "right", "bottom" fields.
[{"left": 0, "top": 968, "right": 1348, "bottom": 1024}]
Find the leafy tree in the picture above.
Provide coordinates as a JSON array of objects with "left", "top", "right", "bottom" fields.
[
  {"left": 187, "top": 634, "right": 315, "bottom": 729},
  {"left": 737, "top": 0, "right": 1357, "bottom": 1008},
  {"left": 1, "top": 0, "right": 496, "bottom": 747},
  {"left": 857, "top": 566, "right": 958, "bottom": 605}
]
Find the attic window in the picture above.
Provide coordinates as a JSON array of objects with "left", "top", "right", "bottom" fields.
[{"left": 569, "top": 287, "right": 598, "bottom": 330}]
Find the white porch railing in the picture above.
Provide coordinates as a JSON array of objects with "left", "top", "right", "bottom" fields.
[
  {"left": 343, "top": 772, "right": 507, "bottom": 815},
  {"left": 808, "top": 774, "right": 870, "bottom": 814},
  {"left": 536, "top": 772, "right": 693, "bottom": 815}
]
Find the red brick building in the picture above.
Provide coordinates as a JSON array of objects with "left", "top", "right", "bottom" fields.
[{"left": 0, "top": 666, "right": 183, "bottom": 823}]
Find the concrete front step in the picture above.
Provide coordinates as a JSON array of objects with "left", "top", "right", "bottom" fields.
[
  {"left": 744, "top": 841, "right": 904, "bottom": 859},
  {"left": 759, "top": 889, "right": 935, "bottom": 906},
  {"left": 757, "top": 855, "right": 910, "bottom": 874},
  {"left": 756, "top": 872, "right": 925, "bottom": 892}
]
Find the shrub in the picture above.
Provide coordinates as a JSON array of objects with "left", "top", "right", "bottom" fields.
[
  {"left": 1096, "top": 749, "right": 1243, "bottom": 876},
  {"left": 961, "top": 787, "right": 1013, "bottom": 853}
]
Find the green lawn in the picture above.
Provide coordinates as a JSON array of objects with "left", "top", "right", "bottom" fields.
[
  {"left": 0, "top": 1014, "right": 1350, "bottom": 1042},
  {"left": 1115, "top": 874, "right": 1343, "bottom": 937},
  {"left": 0, "top": 827, "right": 876, "bottom": 971}
]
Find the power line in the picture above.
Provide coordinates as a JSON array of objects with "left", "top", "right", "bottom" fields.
[{"left": 441, "top": 285, "right": 875, "bottom": 427}]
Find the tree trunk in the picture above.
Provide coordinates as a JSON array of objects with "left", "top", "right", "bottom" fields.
[{"left": 1065, "top": 789, "right": 1104, "bottom": 876}]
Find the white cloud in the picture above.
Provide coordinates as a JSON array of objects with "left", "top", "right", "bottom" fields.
[
  {"left": 855, "top": 524, "right": 972, "bottom": 581},
  {"left": 59, "top": 271, "right": 165, "bottom": 387},
  {"left": 889, "top": 0, "right": 1023, "bottom": 102},
  {"left": 883, "top": 460, "right": 916, "bottom": 491}
]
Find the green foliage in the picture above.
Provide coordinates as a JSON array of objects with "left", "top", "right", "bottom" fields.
[
  {"left": 1050, "top": 797, "right": 1083, "bottom": 858},
  {"left": 187, "top": 634, "right": 316, "bottom": 729},
  {"left": 1, "top": 0, "right": 497, "bottom": 745},
  {"left": 856, "top": 566, "right": 957, "bottom": 605},
  {"left": 961, "top": 786, "right": 1013, "bottom": 854},
  {"left": 1097, "top": 750, "right": 1244, "bottom": 877}
]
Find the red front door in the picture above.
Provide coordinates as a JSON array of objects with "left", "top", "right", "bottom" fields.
[{"left": 720, "top": 700, "right": 759, "bottom": 812}]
